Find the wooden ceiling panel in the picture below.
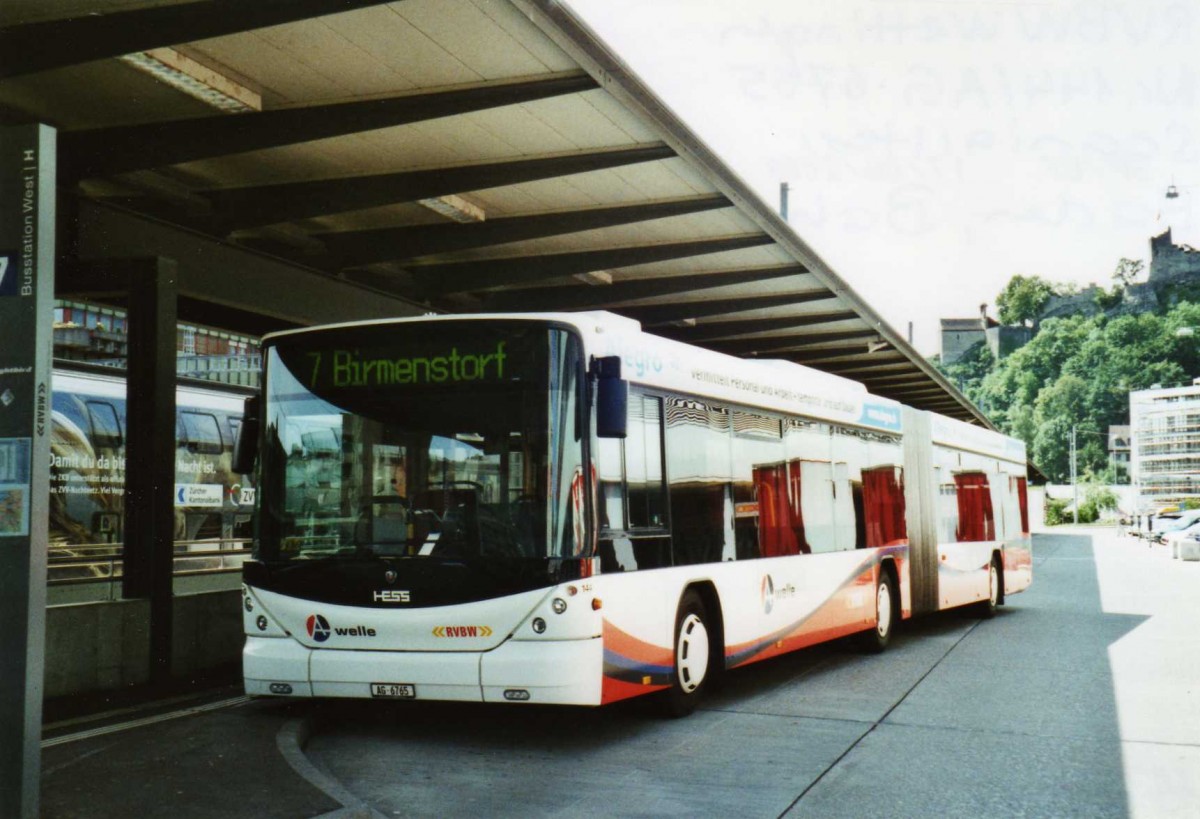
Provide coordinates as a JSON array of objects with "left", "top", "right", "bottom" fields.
[
  {"left": 402, "top": 0, "right": 565, "bottom": 80},
  {"left": 608, "top": 243, "right": 791, "bottom": 278},
  {"left": 324, "top": 7, "right": 478, "bottom": 89},
  {"left": 520, "top": 93, "right": 646, "bottom": 149},
  {"left": 405, "top": 206, "right": 736, "bottom": 264},
  {"left": 462, "top": 106, "right": 589, "bottom": 157},
  {"left": 574, "top": 77, "right": 663, "bottom": 143}
]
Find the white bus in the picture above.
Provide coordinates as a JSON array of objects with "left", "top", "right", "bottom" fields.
[{"left": 239, "top": 312, "right": 1031, "bottom": 714}]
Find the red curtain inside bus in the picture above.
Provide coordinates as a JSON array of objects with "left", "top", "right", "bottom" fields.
[
  {"left": 753, "top": 462, "right": 807, "bottom": 556},
  {"left": 954, "top": 472, "right": 995, "bottom": 542},
  {"left": 862, "top": 466, "right": 907, "bottom": 547},
  {"left": 1016, "top": 476, "right": 1030, "bottom": 534}
]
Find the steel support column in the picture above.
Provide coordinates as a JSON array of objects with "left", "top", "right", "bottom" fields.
[
  {"left": 65, "top": 258, "right": 180, "bottom": 683},
  {"left": 124, "top": 259, "right": 178, "bottom": 683}
]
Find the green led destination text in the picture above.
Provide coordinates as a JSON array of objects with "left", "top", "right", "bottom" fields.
[{"left": 325, "top": 341, "right": 508, "bottom": 387}]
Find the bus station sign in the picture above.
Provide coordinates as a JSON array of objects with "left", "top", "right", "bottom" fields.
[{"left": 0, "top": 123, "right": 56, "bottom": 819}]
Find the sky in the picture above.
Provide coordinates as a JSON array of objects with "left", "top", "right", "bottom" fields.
[{"left": 567, "top": 0, "right": 1200, "bottom": 355}]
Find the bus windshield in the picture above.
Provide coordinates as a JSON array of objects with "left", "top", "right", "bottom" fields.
[{"left": 256, "top": 323, "right": 587, "bottom": 566}]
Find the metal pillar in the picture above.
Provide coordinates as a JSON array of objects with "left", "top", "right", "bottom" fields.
[
  {"left": 123, "top": 259, "right": 179, "bottom": 682},
  {"left": 1071, "top": 425, "right": 1079, "bottom": 525},
  {"left": 62, "top": 257, "right": 179, "bottom": 683}
]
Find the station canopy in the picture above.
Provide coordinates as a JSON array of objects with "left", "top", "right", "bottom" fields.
[{"left": 0, "top": 0, "right": 989, "bottom": 425}]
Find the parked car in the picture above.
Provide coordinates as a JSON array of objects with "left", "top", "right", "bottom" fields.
[
  {"left": 1161, "top": 520, "right": 1200, "bottom": 555},
  {"left": 1180, "top": 531, "right": 1200, "bottom": 561},
  {"left": 1151, "top": 509, "right": 1200, "bottom": 545}
]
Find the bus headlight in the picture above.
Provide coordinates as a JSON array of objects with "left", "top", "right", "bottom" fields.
[
  {"left": 551, "top": 598, "right": 568, "bottom": 614},
  {"left": 531, "top": 617, "right": 547, "bottom": 634}
]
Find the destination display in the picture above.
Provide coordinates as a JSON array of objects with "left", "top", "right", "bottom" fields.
[
  {"left": 318, "top": 340, "right": 508, "bottom": 388},
  {"left": 275, "top": 324, "right": 550, "bottom": 398}
]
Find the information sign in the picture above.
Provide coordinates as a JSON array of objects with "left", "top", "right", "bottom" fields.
[{"left": 0, "top": 123, "right": 56, "bottom": 819}]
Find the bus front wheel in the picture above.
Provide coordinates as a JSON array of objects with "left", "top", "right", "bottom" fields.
[{"left": 663, "top": 590, "right": 710, "bottom": 718}]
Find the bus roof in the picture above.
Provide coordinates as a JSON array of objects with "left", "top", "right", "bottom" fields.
[{"left": 931, "top": 412, "right": 1027, "bottom": 464}]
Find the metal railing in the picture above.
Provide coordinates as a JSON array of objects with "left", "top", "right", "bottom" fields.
[
  {"left": 175, "top": 354, "right": 262, "bottom": 387},
  {"left": 47, "top": 540, "right": 251, "bottom": 605}
]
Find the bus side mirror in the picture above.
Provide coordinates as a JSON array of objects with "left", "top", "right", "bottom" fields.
[
  {"left": 592, "top": 356, "right": 627, "bottom": 439},
  {"left": 232, "top": 395, "right": 261, "bottom": 475}
]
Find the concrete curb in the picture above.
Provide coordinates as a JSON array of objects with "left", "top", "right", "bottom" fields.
[{"left": 276, "top": 718, "right": 386, "bottom": 819}]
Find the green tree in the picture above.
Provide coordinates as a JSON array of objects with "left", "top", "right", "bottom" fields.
[
  {"left": 1112, "top": 258, "right": 1144, "bottom": 287},
  {"left": 1031, "top": 374, "right": 1089, "bottom": 481},
  {"left": 996, "top": 274, "right": 1055, "bottom": 325},
  {"left": 978, "top": 303, "right": 1200, "bottom": 482},
  {"left": 934, "top": 340, "right": 994, "bottom": 407}
]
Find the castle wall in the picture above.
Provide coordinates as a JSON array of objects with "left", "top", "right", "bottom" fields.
[{"left": 1150, "top": 228, "right": 1200, "bottom": 285}]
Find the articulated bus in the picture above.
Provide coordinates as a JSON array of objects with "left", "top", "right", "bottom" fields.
[
  {"left": 239, "top": 312, "right": 1031, "bottom": 714},
  {"left": 49, "top": 367, "right": 255, "bottom": 585}
]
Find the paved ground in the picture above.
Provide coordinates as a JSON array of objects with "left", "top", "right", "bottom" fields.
[{"left": 40, "top": 528, "right": 1200, "bottom": 818}]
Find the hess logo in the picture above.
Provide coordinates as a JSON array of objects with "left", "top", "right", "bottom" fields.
[{"left": 373, "top": 590, "right": 411, "bottom": 603}]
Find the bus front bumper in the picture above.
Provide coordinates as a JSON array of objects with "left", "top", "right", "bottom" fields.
[{"left": 244, "top": 635, "right": 603, "bottom": 705}]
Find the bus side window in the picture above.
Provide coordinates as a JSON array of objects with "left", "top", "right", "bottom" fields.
[
  {"left": 731, "top": 409, "right": 785, "bottom": 560},
  {"left": 953, "top": 470, "right": 994, "bottom": 542},
  {"left": 626, "top": 394, "right": 666, "bottom": 529},
  {"left": 831, "top": 427, "right": 866, "bottom": 551},
  {"left": 862, "top": 434, "right": 906, "bottom": 548},
  {"left": 85, "top": 401, "right": 123, "bottom": 449},
  {"left": 666, "top": 396, "right": 732, "bottom": 566},
  {"left": 597, "top": 435, "right": 625, "bottom": 531}
]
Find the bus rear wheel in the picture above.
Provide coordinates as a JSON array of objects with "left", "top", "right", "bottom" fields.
[
  {"left": 662, "top": 590, "right": 710, "bottom": 718},
  {"left": 857, "top": 569, "right": 896, "bottom": 654},
  {"left": 976, "top": 558, "right": 1001, "bottom": 619}
]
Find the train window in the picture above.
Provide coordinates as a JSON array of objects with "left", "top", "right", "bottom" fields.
[
  {"left": 85, "top": 401, "right": 122, "bottom": 449},
  {"left": 181, "top": 411, "right": 224, "bottom": 455}
]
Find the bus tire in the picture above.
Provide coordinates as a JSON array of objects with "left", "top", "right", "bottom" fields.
[
  {"left": 976, "top": 557, "right": 1001, "bottom": 619},
  {"left": 662, "top": 590, "right": 711, "bottom": 718},
  {"left": 857, "top": 568, "right": 896, "bottom": 654}
]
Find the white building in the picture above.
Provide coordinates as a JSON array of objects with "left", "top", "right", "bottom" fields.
[{"left": 1130, "top": 382, "right": 1200, "bottom": 511}]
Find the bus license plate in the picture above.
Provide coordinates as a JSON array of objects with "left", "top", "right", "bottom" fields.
[{"left": 370, "top": 682, "right": 416, "bottom": 699}]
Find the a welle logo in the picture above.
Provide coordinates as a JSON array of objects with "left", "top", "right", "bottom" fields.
[
  {"left": 306, "top": 613, "right": 376, "bottom": 641},
  {"left": 309, "top": 340, "right": 508, "bottom": 388}
]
